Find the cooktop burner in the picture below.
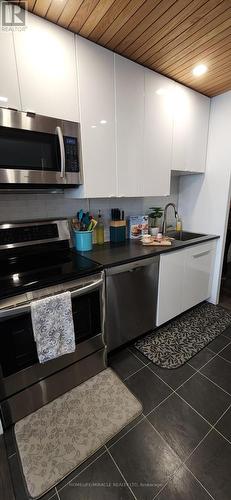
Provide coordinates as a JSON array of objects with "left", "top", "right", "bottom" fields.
[{"left": 0, "top": 220, "right": 102, "bottom": 300}]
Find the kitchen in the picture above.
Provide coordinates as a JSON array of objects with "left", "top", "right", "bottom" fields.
[{"left": 0, "top": 1, "right": 231, "bottom": 499}]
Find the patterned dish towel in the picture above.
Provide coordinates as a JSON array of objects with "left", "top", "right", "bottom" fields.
[{"left": 31, "top": 291, "right": 75, "bottom": 363}]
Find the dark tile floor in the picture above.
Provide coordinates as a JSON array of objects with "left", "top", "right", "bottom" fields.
[{"left": 3, "top": 330, "right": 231, "bottom": 500}]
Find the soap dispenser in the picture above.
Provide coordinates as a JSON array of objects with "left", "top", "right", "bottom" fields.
[
  {"left": 96, "top": 210, "right": 105, "bottom": 245},
  {"left": 176, "top": 214, "right": 182, "bottom": 232}
]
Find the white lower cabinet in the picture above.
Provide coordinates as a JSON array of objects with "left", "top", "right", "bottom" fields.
[
  {"left": 157, "top": 241, "right": 216, "bottom": 326},
  {"left": 157, "top": 250, "right": 185, "bottom": 326},
  {"left": 182, "top": 241, "right": 216, "bottom": 311}
]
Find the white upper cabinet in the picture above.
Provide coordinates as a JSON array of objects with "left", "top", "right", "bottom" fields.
[
  {"left": 0, "top": 5, "right": 21, "bottom": 110},
  {"left": 115, "top": 55, "right": 144, "bottom": 197},
  {"left": 13, "top": 12, "right": 79, "bottom": 121},
  {"left": 77, "top": 36, "right": 116, "bottom": 198},
  {"left": 143, "top": 70, "right": 174, "bottom": 196},
  {"left": 172, "top": 84, "right": 210, "bottom": 173}
]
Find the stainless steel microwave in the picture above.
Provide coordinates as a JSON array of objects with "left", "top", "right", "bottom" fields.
[{"left": 0, "top": 108, "right": 83, "bottom": 187}]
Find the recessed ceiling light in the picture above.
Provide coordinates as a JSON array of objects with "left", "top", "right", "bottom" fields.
[
  {"left": 100, "top": 119, "right": 107, "bottom": 124},
  {"left": 0, "top": 96, "right": 8, "bottom": 103},
  {"left": 192, "top": 64, "right": 208, "bottom": 77}
]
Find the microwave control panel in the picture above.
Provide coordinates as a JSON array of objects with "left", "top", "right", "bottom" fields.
[{"left": 64, "top": 137, "right": 79, "bottom": 172}]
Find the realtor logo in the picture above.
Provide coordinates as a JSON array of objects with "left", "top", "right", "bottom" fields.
[{"left": 1, "top": 1, "right": 27, "bottom": 30}]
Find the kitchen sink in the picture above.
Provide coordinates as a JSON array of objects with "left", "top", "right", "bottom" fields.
[{"left": 166, "top": 231, "right": 206, "bottom": 241}]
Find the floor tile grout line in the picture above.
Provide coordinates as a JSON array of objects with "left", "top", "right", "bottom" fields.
[
  {"left": 199, "top": 370, "right": 231, "bottom": 397},
  {"left": 175, "top": 392, "right": 215, "bottom": 428},
  {"left": 147, "top": 392, "right": 231, "bottom": 499},
  {"left": 206, "top": 338, "right": 231, "bottom": 357},
  {"left": 110, "top": 349, "right": 231, "bottom": 464},
  {"left": 215, "top": 352, "right": 231, "bottom": 366},
  {"left": 107, "top": 416, "right": 145, "bottom": 449},
  {"left": 213, "top": 425, "right": 231, "bottom": 446},
  {"left": 57, "top": 449, "right": 107, "bottom": 493},
  {"left": 127, "top": 347, "right": 150, "bottom": 366},
  {"left": 212, "top": 401, "right": 231, "bottom": 427},
  {"left": 123, "top": 364, "right": 146, "bottom": 381},
  {"left": 188, "top": 350, "right": 218, "bottom": 370},
  {"left": 55, "top": 487, "right": 60, "bottom": 500},
  {"left": 105, "top": 444, "right": 138, "bottom": 500},
  {"left": 146, "top": 361, "right": 197, "bottom": 394},
  {"left": 185, "top": 346, "right": 231, "bottom": 397},
  {"left": 144, "top": 393, "right": 174, "bottom": 419},
  {"left": 221, "top": 332, "right": 231, "bottom": 340},
  {"left": 183, "top": 464, "right": 216, "bottom": 500},
  {"left": 145, "top": 416, "right": 214, "bottom": 500}
]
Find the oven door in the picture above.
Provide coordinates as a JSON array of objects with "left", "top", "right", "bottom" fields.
[
  {"left": 0, "top": 108, "right": 82, "bottom": 186},
  {"left": 0, "top": 273, "right": 105, "bottom": 403}
]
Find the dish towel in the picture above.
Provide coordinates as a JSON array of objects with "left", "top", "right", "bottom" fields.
[{"left": 31, "top": 291, "right": 76, "bottom": 364}]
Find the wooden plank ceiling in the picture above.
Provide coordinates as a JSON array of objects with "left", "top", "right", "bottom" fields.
[{"left": 16, "top": 0, "right": 231, "bottom": 96}]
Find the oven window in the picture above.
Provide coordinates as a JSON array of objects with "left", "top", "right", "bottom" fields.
[
  {"left": 0, "top": 291, "right": 102, "bottom": 377},
  {"left": 0, "top": 127, "right": 60, "bottom": 171}
]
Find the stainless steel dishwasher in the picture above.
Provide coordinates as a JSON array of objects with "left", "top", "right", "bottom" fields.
[{"left": 105, "top": 256, "right": 159, "bottom": 352}]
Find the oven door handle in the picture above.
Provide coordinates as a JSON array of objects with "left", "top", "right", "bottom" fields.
[
  {"left": 0, "top": 277, "right": 104, "bottom": 319},
  {"left": 70, "top": 277, "right": 103, "bottom": 298},
  {"left": 56, "top": 126, "right": 65, "bottom": 179}
]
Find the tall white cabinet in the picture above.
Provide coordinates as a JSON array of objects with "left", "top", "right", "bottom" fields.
[
  {"left": 13, "top": 12, "right": 79, "bottom": 121},
  {"left": 172, "top": 84, "right": 210, "bottom": 173},
  {"left": 143, "top": 70, "right": 174, "bottom": 196},
  {"left": 0, "top": 5, "right": 21, "bottom": 110},
  {"left": 76, "top": 36, "right": 116, "bottom": 198},
  {"left": 115, "top": 55, "right": 144, "bottom": 197}
]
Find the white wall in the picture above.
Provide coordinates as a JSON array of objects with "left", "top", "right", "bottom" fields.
[
  {"left": 0, "top": 177, "right": 179, "bottom": 240},
  {"left": 178, "top": 91, "right": 231, "bottom": 304}
]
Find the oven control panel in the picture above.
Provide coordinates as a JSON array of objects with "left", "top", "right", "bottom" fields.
[
  {"left": 0, "top": 220, "right": 69, "bottom": 250},
  {"left": 64, "top": 136, "right": 79, "bottom": 173},
  {"left": 0, "top": 224, "right": 58, "bottom": 246}
]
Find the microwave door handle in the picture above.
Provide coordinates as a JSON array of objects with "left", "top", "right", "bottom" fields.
[{"left": 55, "top": 126, "right": 65, "bottom": 178}]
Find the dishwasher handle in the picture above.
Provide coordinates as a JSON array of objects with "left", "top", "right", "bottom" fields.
[{"left": 105, "top": 256, "right": 159, "bottom": 276}]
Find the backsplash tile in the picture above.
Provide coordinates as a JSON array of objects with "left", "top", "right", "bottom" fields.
[{"left": 0, "top": 177, "right": 179, "bottom": 240}]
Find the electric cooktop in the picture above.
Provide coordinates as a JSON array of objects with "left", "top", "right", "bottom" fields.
[{"left": 0, "top": 220, "right": 102, "bottom": 300}]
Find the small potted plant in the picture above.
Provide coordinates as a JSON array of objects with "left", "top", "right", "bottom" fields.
[{"left": 148, "top": 207, "right": 164, "bottom": 235}]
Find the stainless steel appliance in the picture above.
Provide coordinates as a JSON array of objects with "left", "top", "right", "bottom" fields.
[
  {"left": 0, "top": 108, "right": 82, "bottom": 187},
  {"left": 0, "top": 220, "right": 106, "bottom": 428},
  {"left": 105, "top": 257, "right": 159, "bottom": 352}
]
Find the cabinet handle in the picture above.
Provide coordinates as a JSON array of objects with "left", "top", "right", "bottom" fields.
[
  {"left": 193, "top": 250, "right": 210, "bottom": 259},
  {"left": 56, "top": 126, "right": 65, "bottom": 178}
]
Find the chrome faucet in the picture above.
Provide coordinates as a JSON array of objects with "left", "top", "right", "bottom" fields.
[{"left": 162, "top": 203, "right": 178, "bottom": 235}]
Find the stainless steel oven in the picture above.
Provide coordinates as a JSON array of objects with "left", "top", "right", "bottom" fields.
[
  {"left": 0, "top": 272, "right": 106, "bottom": 428},
  {"left": 0, "top": 108, "right": 83, "bottom": 187}
]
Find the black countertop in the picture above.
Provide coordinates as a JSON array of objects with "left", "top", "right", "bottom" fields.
[{"left": 77, "top": 233, "right": 219, "bottom": 268}]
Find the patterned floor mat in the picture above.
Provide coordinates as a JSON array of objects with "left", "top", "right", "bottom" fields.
[{"left": 134, "top": 303, "right": 231, "bottom": 369}]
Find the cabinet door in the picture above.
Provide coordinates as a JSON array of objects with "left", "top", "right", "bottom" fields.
[
  {"left": 77, "top": 37, "right": 116, "bottom": 198},
  {"left": 142, "top": 70, "right": 173, "bottom": 196},
  {"left": 172, "top": 84, "right": 210, "bottom": 173},
  {"left": 115, "top": 55, "right": 144, "bottom": 197},
  {"left": 0, "top": 5, "right": 21, "bottom": 110},
  {"left": 157, "top": 250, "right": 185, "bottom": 326},
  {"left": 182, "top": 241, "right": 216, "bottom": 311},
  {"left": 13, "top": 12, "right": 79, "bottom": 121}
]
